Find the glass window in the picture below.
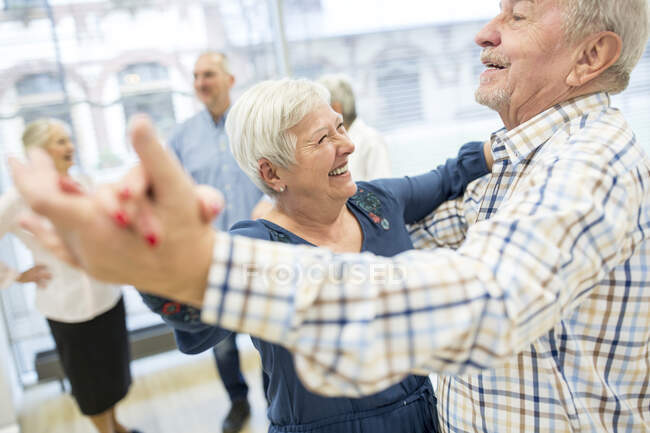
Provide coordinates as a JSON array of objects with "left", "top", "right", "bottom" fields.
[
  {"left": 119, "top": 63, "right": 176, "bottom": 140},
  {"left": 375, "top": 50, "right": 423, "bottom": 129},
  {"left": 4, "top": 0, "right": 41, "bottom": 10},
  {"left": 16, "top": 72, "right": 64, "bottom": 96},
  {"left": 121, "top": 91, "right": 176, "bottom": 140},
  {"left": 118, "top": 62, "right": 170, "bottom": 85}
]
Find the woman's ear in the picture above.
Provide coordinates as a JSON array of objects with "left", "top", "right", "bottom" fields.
[{"left": 258, "top": 158, "right": 284, "bottom": 193}]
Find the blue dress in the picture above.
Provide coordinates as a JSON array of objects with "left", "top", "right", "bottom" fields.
[{"left": 142, "top": 141, "right": 489, "bottom": 433}]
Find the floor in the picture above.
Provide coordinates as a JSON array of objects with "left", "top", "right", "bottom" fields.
[{"left": 18, "top": 340, "right": 270, "bottom": 433}]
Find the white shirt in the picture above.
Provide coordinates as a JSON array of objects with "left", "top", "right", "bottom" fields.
[
  {"left": 0, "top": 187, "right": 121, "bottom": 323},
  {"left": 346, "top": 118, "right": 392, "bottom": 181}
]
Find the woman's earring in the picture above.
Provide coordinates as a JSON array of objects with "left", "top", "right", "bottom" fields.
[{"left": 278, "top": 186, "right": 286, "bottom": 193}]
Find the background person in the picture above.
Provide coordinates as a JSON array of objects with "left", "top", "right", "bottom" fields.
[
  {"left": 167, "top": 50, "right": 266, "bottom": 433},
  {"left": 1, "top": 118, "right": 138, "bottom": 433},
  {"left": 318, "top": 74, "right": 392, "bottom": 181}
]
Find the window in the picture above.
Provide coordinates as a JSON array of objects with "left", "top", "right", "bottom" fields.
[
  {"left": 119, "top": 62, "right": 176, "bottom": 140},
  {"left": 3, "top": 0, "right": 41, "bottom": 10},
  {"left": 15, "top": 73, "right": 73, "bottom": 140},
  {"left": 118, "top": 62, "right": 169, "bottom": 85},
  {"left": 375, "top": 49, "right": 423, "bottom": 129},
  {"left": 16, "top": 72, "right": 63, "bottom": 96}
]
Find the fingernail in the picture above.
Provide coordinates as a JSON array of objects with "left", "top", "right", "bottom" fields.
[
  {"left": 211, "top": 203, "right": 221, "bottom": 216},
  {"left": 118, "top": 187, "right": 131, "bottom": 200},
  {"left": 145, "top": 233, "right": 158, "bottom": 247},
  {"left": 114, "top": 211, "right": 129, "bottom": 227}
]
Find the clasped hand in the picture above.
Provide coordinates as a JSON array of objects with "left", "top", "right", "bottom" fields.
[{"left": 9, "top": 115, "right": 222, "bottom": 307}]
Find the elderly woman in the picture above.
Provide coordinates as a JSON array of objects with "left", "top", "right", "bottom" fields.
[
  {"left": 0, "top": 119, "right": 138, "bottom": 433},
  {"left": 141, "top": 79, "right": 491, "bottom": 433}
]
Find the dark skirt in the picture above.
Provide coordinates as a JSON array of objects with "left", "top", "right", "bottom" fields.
[{"left": 47, "top": 296, "right": 132, "bottom": 416}]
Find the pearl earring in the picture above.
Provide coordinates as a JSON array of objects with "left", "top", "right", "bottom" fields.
[{"left": 279, "top": 186, "right": 285, "bottom": 192}]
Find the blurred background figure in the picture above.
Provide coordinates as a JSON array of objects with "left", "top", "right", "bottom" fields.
[
  {"left": 167, "top": 51, "right": 267, "bottom": 433},
  {"left": 0, "top": 119, "right": 138, "bottom": 433},
  {"left": 318, "top": 74, "right": 392, "bottom": 181}
]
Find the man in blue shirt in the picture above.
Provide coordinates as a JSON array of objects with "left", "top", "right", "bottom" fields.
[{"left": 168, "top": 51, "right": 265, "bottom": 433}]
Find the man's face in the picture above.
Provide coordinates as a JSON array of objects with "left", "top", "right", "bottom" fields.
[
  {"left": 193, "top": 55, "right": 234, "bottom": 115},
  {"left": 474, "top": 0, "right": 578, "bottom": 129}
]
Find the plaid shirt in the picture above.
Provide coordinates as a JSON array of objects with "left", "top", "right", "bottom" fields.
[{"left": 203, "top": 92, "right": 650, "bottom": 432}]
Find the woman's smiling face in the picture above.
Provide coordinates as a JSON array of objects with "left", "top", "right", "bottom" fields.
[
  {"left": 278, "top": 103, "right": 357, "bottom": 204},
  {"left": 44, "top": 123, "right": 75, "bottom": 174}
]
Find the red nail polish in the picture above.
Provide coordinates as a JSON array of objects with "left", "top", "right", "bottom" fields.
[
  {"left": 145, "top": 233, "right": 158, "bottom": 247},
  {"left": 118, "top": 187, "right": 131, "bottom": 200},
  {"left": 114, "top": 211, "right": 129, "bottom": 227}
]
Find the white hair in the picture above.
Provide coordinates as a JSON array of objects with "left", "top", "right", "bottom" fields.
[
  {"left": 226, "top": 78, "right": 331, "bottom": 196},
  {"left": 317, "top": 74, "right": 357, "bottom": 126},
  {"left": 561, "top": 0, "right": 649, "bottom": 93},
  {"left": 22, "top": 118, "right": 69, "bottom": 150}
]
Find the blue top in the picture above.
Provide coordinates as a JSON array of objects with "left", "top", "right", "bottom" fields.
[
  {"left": 169, "top": 108, "right": 264, "bottom": 231},
  {"left": 142, "top": 141, "right": 488, "bottom": 432}
]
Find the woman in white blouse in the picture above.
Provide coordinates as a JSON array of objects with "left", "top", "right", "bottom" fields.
[{"left": 0, "top": 119, "right": 139, "bottom": 433}]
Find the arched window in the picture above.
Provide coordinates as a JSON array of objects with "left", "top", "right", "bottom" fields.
[
  {"left": 15, "top": 72, "right": 72, "bottom": 126},
  {"left": 119, "top": 62, "right": 176, "bottom": 139}
]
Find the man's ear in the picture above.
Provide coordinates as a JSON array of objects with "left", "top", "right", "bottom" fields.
[
  {"left": 567, "top": 31, "right": 622, "bottom": 87},
  {"left": 258, "top": 158, "right": 283, "bottom": 192}
]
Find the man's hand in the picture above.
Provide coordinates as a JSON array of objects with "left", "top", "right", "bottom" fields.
[{"left": 9, "top": 115, "right": 216, "bottom": 307}]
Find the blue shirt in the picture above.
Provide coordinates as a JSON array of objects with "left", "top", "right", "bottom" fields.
[
  {"left": 169, "top": 108, "right": 263, "bottom": 231},
  {"left": 142, "top": 141, "right": 488, "bottom": 432}
]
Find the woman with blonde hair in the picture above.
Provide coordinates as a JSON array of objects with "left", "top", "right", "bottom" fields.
[{"left": 0, "top": 118, "right": 139, "bottom": 433}]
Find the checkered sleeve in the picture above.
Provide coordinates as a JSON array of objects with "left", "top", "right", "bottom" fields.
[
  {"left": 408, "top": 176, "right": 486, "bottom": 250},
  {"left": 201, "top": 136, "right": 643, "bottom": 399}
]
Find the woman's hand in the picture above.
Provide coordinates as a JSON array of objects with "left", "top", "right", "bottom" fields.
[{"left": 17, "top": 264, "right": 52, "bottom": 288}]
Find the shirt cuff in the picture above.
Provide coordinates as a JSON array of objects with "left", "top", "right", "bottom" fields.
[
  {"left": 199, "top": 230, "right": 324, "bottom": 344},
  {"left": 458, "top": 140, "right": 490, "bottom": 181}
]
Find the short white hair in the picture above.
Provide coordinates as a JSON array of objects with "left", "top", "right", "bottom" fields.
[
  {"left": 561, "top": 0, "right": 649, "bottom": 93},
  {"left": 317, "top": 74, "right": 357, "bottom": 126},
  {"left": 226, "top": 78, "right": 331, "bottom": 196},
  {"left": 22, "top": 117, "right": 69, "bottom": 150}
]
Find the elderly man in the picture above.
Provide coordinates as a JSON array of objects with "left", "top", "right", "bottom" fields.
[
  {"left": 318, "top": 74, "right": 392, "bottom": 181},
  {"left": 10, "top": 1, "right": 650, "bottom": 432},
  {"left": 167, "top": 51, "right": 265, "bottom": 433}
]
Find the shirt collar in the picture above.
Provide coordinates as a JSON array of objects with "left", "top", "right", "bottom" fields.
[
  {"left": 202, "top": 107, "right": 230, "bottom": 129},
  {"left": 490, "top": 92, "right": 611, "bottom": 165}
]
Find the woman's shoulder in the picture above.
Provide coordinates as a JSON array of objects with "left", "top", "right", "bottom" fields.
[
  {"left": 352, "top": 180, "right": 396, "bottom": 202},
  {"left": 229, "top": 219, "right": 273, "bottom": 241},
  {"left": 348, "top": 181, "right": 394, "bottom": 231}
]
